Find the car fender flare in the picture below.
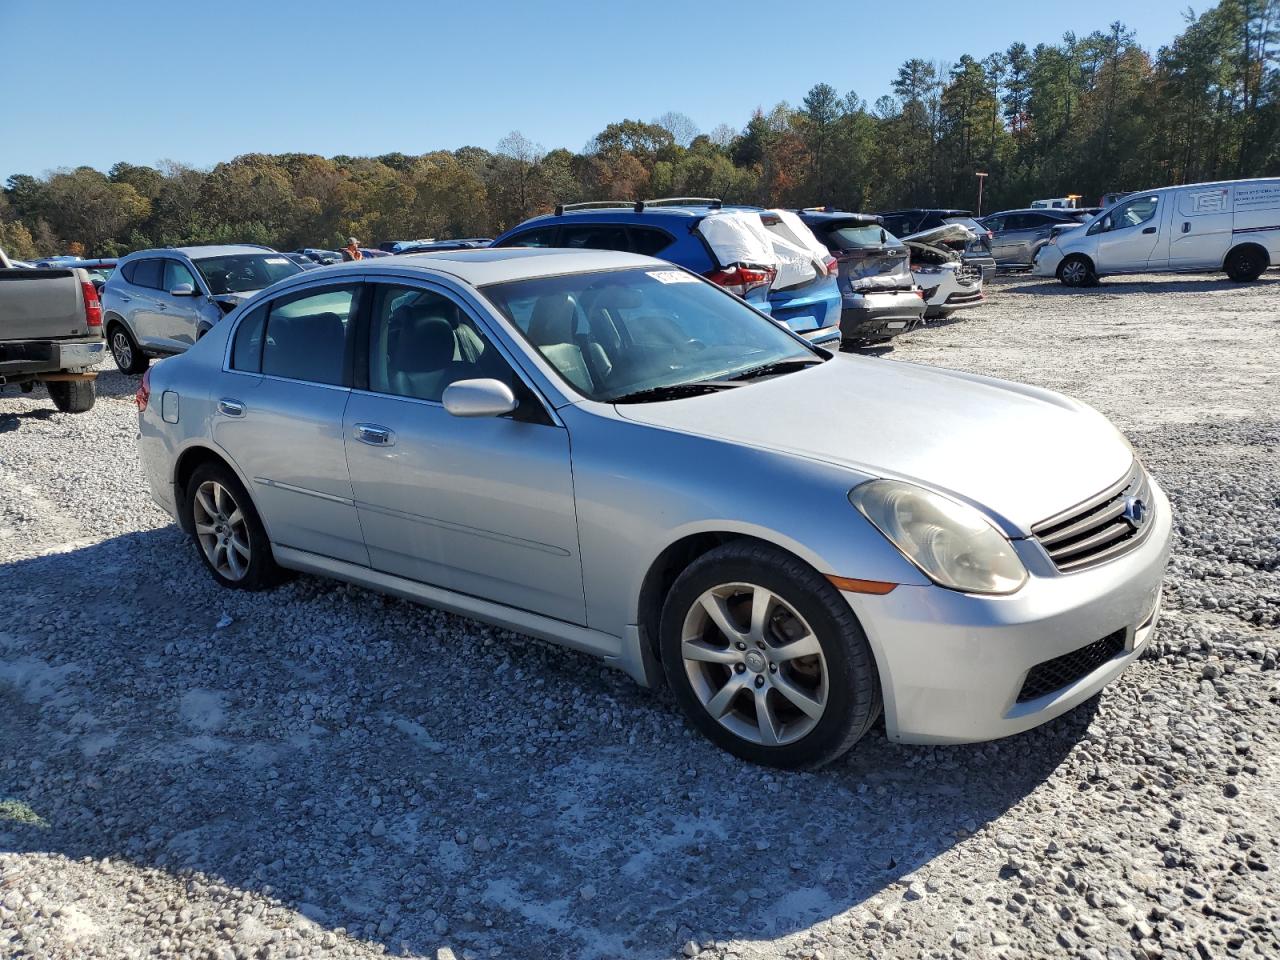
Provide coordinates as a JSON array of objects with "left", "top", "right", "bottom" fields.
[{"left": 171, "top": 440, "right": 267, "bottom": 539}]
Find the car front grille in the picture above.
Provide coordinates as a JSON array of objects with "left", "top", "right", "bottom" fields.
[
  {"left": 1032, "top": 464, "right": 1153, "bottom": 572},
  {"left": 1016, "top": 629, "right": 1127, "bottom": 703},
  {"left": 956, "top": 264, "right": 981, "bottom": 283}
]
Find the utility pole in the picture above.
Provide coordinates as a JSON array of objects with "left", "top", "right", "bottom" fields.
[{"left": 975, "top": 171, "right": 989, "bottom": 216}]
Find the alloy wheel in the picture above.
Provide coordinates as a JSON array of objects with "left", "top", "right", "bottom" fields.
[
  {"left": 1061, "top": 260, "right": 1087, "bottom": 285},
  {"left": 680, "top": 582, "right": 829, "bottom": 746},
  {"left": 111, "top": 330, "right": 133, "bottom": 370},
  {"left": 193, "top": 480, "right": 251, "bottom": 580}
]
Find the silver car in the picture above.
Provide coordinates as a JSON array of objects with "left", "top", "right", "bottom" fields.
[
  {"left": 136, "top": 249, "right": 1171, "bottom": 768},
  {"left": 101, "top": 245, "right": 303, "bottom": 373},
  {"left": 979, "top": 209, "right": 1093, "bottom": 268}
]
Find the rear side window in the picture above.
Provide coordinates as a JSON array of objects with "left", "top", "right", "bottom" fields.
[
  {"left": 560, "top": 224, "right": 631, "bottom": 252},
  {"left": 500, "top": 227, "right": 559, "bottom": 248},
  {"left": 231, "top": 304, "right": 268, "bottom": 372},
  {"left": 630, "top": 227, "right": 674, "bottom": 257},
  {"left": 132, "top": 259, "right": 163, "bottom": 289},
  {"left": 261, "top": 285, "right": 360, "bottom": 386},
  {"left": 119, "top": 261, "right": 136, "bottom": 283}
]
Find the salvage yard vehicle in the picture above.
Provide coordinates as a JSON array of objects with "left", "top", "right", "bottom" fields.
[
  {"left": 491, "top": 199, "right": 842, "bottom": 344},
  {"left": 137, "top": 247, "right": 1172, "bottom": 769},
  {"left": 876, "top": 209, "right": 997, "bottom": 282},
  {"left": 101, "top": 245, "right": 303, "bottom": 373},
  {"left": 902, "top": 224, "right": 986, "bottom": 318},
  {"left": 798, "top": 209, "right": 924, "bottom": 346},
  {"left": 979, "top": 208, "right": 1094, "bottom": 268},
  {"left": 1035, "top": 177, "right": 1280, "bottom": 286},
  {"left": 0, "top": 248, "right": 107, "bottom": 412}
]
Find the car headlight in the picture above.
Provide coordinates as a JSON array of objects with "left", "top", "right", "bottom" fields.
[{"left": 849, "top": 480, "right": 1027, "bottom": 595}]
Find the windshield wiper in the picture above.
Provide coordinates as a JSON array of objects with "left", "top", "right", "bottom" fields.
[
  {"left": 609, "top": 381, "right": 742, "bottom": 404},
  {"left": 723, "top": 357, "right": 825, "bottom": 382}
]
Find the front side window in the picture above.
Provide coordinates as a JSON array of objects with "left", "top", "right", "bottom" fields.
[
  {"left": 193, "top": 253, "right": 302, "bottom": 295},
  {"left": 261, "top": 285, "right": 358, "bottom": 385},
  {"left": 163, "top": 259, "right": 198, "bottom": 292},
  {"left": 482, "top": 267, "right": 819, "bottom": 402},
  {"left": 981, "top": 216, "right": 1005, "bottom": 233},
  {"left": 499, "top": 227, "right": 559, "bottom": 248},
  {"left": 367, "top": 285, "right": 514, "bottom": 403},
  {"left": 1113, "top": 196, "right": 1159, "bottom": 229}
]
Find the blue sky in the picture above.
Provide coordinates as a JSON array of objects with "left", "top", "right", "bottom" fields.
[{"left": 2, "top": 0, "right": 1190, "bottom": 182}]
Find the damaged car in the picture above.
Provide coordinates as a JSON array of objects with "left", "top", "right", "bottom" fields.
[
  {"left": 101, "top": 246, "right": 303, "bottom": 374},
  {"left": 902, "top": 224, "right": 986, "bottom": 319},
  {"left": 798, "top": 209, "right": 925, "bottom": 347}
]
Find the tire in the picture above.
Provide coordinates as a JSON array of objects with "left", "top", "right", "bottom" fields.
[
  {"left": 108, "top": 322, "right": 149, "bottom": 375},
  {"left": 659, "top": 540, "right": 882, "bottom": 769},
  {"left": 1224, "top": 246, "right": 1267, "bottom": 282},
  {"left": 1058, "top": 255, "right": 1097, "bottom": 287},
  {"left": 184, "top": 461, "right": 285, "bottom": 591},
  {"left": 47, "top": 379, "right": 95, "bottom": 413}
]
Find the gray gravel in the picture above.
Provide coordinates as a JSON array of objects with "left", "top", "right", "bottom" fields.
[{"left": 1, "top": 272, "right": 1278, "bottom": 960}]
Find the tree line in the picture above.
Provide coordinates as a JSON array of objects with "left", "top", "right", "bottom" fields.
[{"left": 2, "top": 0, "right": 1277, "bottom": 260}]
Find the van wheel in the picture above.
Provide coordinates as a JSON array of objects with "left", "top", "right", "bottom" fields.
[
  {"left": 47, "top": 380, "right": 95, "bottom": 413},
  {"left": 1224, "top": 246, "right": 1267, "bottom": 282},
  {"left": 184, "top": 462, "right": 286, "bottom": 591},
  {"left": 108, "top": 322, "right": 149, "bottom": 375},
  {"left": 1058, "top": 255, "right": 1097, "bottom": 287},
  {"left": 659, "top": 541, "right": 882, "bottom": 769}
]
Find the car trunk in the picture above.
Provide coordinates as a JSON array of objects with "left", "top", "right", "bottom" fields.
[{"left": 818, "top": 220, "right": 916, "bottom": 292}]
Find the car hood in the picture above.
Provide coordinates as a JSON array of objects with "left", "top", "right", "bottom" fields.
[{"left": 612, "top": 355, "right": 1133, "bottom": 535}]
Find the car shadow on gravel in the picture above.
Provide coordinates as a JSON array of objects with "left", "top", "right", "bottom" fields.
[
  {"left": 1002, "top": 276, "right": 1280, "bottom": 297},
  {"left": 0, "top": 527, "right": 1100, "bottom": 959},
  {"left": 0, "top": 408, "right": 58, "bottom": 433}
]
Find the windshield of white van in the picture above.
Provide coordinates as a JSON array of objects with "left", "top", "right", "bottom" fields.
[{"left": 482, "top": 267, "right": 821, "bottom": 403}]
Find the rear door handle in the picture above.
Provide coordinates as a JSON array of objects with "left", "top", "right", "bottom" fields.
[
  {"left": 1142, "top": 227, "right": 1156, "bottom": 234},
  {"left": 355, "top": 423, "right": 395, "bottom": 446},
  {"left": 1181, "top": 221, "right": 1191, "bottom": 234},
  {"left": 217, "top": 398, "right": 245, "bottom": 417}
]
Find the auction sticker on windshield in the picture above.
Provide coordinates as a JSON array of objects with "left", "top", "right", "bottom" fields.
[
  {"left": 648, "top": 270, "right": 699, "bottom": 284},
  {"left": 264, "top": 257, "right": 290, "bottom": 265}
]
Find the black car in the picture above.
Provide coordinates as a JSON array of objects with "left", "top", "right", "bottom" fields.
[
  {"left": 876, "top": 209, "right": 997, "bottom": 282},
  {"left": 798, "top": 209, "right": 924, "bottom": 347}
]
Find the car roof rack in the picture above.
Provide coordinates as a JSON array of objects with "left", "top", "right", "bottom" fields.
[
  {"left": 640, "top": 197, "right": 723, "bottom": 210},
  {"left": 553, "top": 200, "right": 638, "bottom": 216},
  {"left": 799, "top": 205, "right": 837, "bottom": 213}
]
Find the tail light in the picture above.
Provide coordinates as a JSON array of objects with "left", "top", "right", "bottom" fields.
[
  {"left": 705, "top": 264, "right": 777, "bottom": 297},
  {"left": 81, "top": 281, "right": 102, "bottom": 327},
  {"left": 822, "top": 255, "right": 838, "bottom": 277},
  {"left": 915, "top": 289, "right": 925, "bottom": 299},
  {"left": 135, "top": 367, "right": 151, "bottom": 412}
]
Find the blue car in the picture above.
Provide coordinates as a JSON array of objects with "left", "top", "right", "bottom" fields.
[{"left": 491, "top": 199, "right": 841, "bottom": 344}]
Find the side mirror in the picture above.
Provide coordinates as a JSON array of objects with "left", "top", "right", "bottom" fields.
[
  {"left": 169, "top": 283, "right": 195, "bottom": 296},
  {"left": 442, "top": 378, "right": 517, "bottom": 418}
]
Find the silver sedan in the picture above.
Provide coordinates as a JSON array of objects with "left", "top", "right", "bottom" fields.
[{"left": 136, "top": 248, "right": 1171, "bottom": 768}]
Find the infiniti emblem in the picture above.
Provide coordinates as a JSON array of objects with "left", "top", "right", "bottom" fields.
[{"left": 1121, "top": 496, "right": 1148, "bottom": 530}]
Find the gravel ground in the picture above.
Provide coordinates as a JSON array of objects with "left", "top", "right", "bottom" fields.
[{"left": 1, "top": 271, "right": 1277, "bottom": 960}]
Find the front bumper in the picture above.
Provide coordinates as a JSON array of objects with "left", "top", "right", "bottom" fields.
[
  {"left": 841, "top": 476, "right": 1172, "bottom": 744},
  {"left": 1032, "top": 247, "right": 1063, "bottom": 277},
  {"left": 839, "top": 291, "right": 925, "bottom": 341},
  {"left": 927, "top": 288, "right": 985, "bottom": 317}
]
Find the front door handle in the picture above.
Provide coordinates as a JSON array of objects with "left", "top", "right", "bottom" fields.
[
  {"left": 1142, "top": 226, "right": 1156, "bottom": 234},
  {"left": 156, "top": 302, "right": 168, "bottom": 310},
  {"left": 355, "top": 423, "right": 395, "bottom": 446},
  {"left": 119, "top": 295, "right": 131, "bottom": 302},
  {"left": 217, "top": 398, "right": 245, "bottom": 417}
]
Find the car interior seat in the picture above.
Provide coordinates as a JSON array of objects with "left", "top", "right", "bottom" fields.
[
  {"left": 265, "top": 312, "right": 346, "bottom": 383},
  {"left": 527, "top": 292, "right": 594, "bottom": 393}
]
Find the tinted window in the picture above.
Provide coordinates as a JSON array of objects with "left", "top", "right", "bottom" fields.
[
  {"left": 261, "top": 285, "right": 358, "bottom": 385},
  {"left": 482, "top": 266, "right": 816, "bottom": 402},
  {"left": 559, "top": 224, "right": 631, "bottom": 252},
  {"left": 630, "top": 227, "right": 674, "bottom": 257},
  {"left": 119, "top": 261, "right": 136, "bottom": 284},
  {"left": 194, "top": 253, "right": 302, "bottom": 295},
  {"left": 500, "top": 227, "right": 559, "bottom": 248},
  {"left": 368, "top": 285, "right": 515, "bottom": 403},
  {"left": 132, "top": 259, "right": 163, "bottom": 289},
  {"left": 982, "top": 216, "right": 1005, "bottom": 232},
  {"left": 827, "top": 223, "right": 891, "bottom": 249},
  {"left": 231, "top": 304, "right": 267, "bottom": 373},
  {"left": 163, "top": 259, "right": 198, "bottom": 291}
]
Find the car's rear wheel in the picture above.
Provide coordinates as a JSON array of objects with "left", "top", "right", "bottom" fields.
[
  {"left": 185, "top": 462, "right": 284, "bottom": 591},
  {"left": 108, "top": 322, "right": 149, "bottom": 375},
  {"left": 47, "top": 379, "right": 95, "bottom": 413},
  {"left": 1224, "top": 245, "right": 1267, "bottom": 282},
  {"left": 1058, "top": 255, "right": 1097, "bottom": 287},
  {"left": 659, "top": 541, "right": 882, "bottom": 769}
]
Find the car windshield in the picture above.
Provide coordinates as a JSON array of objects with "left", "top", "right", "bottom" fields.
[
  {"left": 193, "top": 253, "right": 302, "bottom": 295},
  {"left": 827, "top": 223, "right": 897, "bottom": 248},
  {"left": 481, "top": 266, "right": 821, "bottom": 403}
]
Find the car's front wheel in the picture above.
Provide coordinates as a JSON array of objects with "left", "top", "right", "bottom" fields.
[
  {"left": 659, "top": 541, "right": 882, "bottom": 769},
  {"left": 185, "top": 462, "right": 284, "bottom": 590},
  {"left": 1058, "top": 255, "right": 1097, "bottom": 287}
]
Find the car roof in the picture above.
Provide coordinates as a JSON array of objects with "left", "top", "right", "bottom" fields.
[
  {"left": 882, "top": 209, "right": 975, "bottom": 217},
  {"left": 983, "top": 208, "right": 1077, "bottom": 218},
  {"left": 120, "top": 244, "right": 278, "bottom": 261},
  {"left": 797, "top": 210, "right": 881, "bottom": 226},
  {"left": 512, "top": 204, "right": 731, "bottom": 228},
  {"left": 286, "top": 247, "right": 660, "bottom": 287}
]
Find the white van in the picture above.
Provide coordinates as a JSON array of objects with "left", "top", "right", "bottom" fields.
[{"left": 1033, "top": 178, "right": 1280, "bottom": 285}]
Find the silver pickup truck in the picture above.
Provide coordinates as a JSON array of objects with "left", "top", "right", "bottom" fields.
[{"left": 0, "top": 247, "right": 107, "bottom": 413}]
